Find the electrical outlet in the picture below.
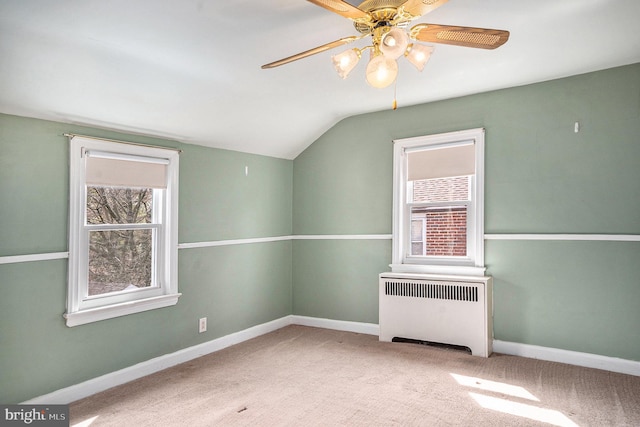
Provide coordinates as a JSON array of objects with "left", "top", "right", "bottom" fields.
[{"left": 198, "top": 317, "right": 207, "bottom": 333}]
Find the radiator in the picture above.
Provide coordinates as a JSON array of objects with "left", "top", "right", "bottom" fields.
[{"left": 379, "top": 273, "right": 493, "bottom": 357}]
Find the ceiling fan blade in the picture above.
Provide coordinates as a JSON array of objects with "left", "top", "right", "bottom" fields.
[
  {"left": 410, "top": 23, "right": 510, "bottom": 49},
  {"left": 401, "top": 0, "right": 449, "bottom": 19},
  {"left": 261, "top": 35, "right": 362, "bottom": 69},
  {"left": 306, "top": 0, "right": 370, "bottom": 20}
]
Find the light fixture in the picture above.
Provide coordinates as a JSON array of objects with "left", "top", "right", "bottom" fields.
[
  {"left": 365, "top": 52, "right": 398, "bottom": 88},
  {"left": 331, "top": 48, "right": 361, "bottom": 79},
  {"left": 261, "top": 0, "right": 511, "bottom": 104},
  {"left": 332, "top": 27, "right": 433, "bottom": 91},
  {"left": 405, "top": 43, "right": 434, "bottom": 71},
  {"left": 379, "top": 27, "right": 408, "bottom": 59}
]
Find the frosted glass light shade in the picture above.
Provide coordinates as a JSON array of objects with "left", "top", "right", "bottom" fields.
[
  {"left": 405, "top": 44, "right": 434, "bottom": 72},
  {"left": 380, "top": 28, "right": 409, "bottom": 59},
  {"left": 332, "top": 48, "right": 361, "bottom": 79},
  {"left": 365, "top": 54, "right": 398, "bottom": 88}
]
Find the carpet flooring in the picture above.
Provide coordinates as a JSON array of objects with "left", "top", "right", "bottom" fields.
[{"left": 70, "top": 325, "right": 640, "bottom": 426}]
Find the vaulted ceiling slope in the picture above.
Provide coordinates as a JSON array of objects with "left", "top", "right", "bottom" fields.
[{"left": 1, "top": 1, "right": 639, "bottom": 159}]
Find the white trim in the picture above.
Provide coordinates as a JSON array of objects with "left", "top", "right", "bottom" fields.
[
  {"left": 2, "top": 235, "right": 629, "bottom": 265},
  {"left": 392, "top": 128, "right": 485, "bottom": 275},
  {"left": 23, "top": 316, "right": 293, "bottom": 404},
  {"left": 63, "top": 294, "right": 182, "bottom": 327},
  {"left": 291, "top": 234, "right": 392, "bottom": 240},
  {"left": 21, "top": 316, "right": 639, "bottom": 404},
  {"left": 65, "top": 133, "right": 182, "bottom": 153},
  {"left": 4, "top": 234, "right": 639, "bottom": 265},
  {"left": 66, "top": 136, "right": 180, "bottom": 326},
  {"left": 485, "top": 234, "right": 640, "bottom": 242},
  {"left": 0, "top": 252, "right": 69, "bottom": 265},
  {"left": 177, "top": 235, "right": 292, "bottom": 249},
  {"left": 177, "top": 234, "right": 392, "bottom": 249},
  {"left": 0, "top": 235, "right": 392, "bottom": 265},
  {"left": 388, "top": 263, "right": 486, "bottom": 276},
  {"left": 291, "top": 315, "right": 379, "bottom": 336},
  {"left": 493, "top": 340, "right": 640, "bottom": 377}
]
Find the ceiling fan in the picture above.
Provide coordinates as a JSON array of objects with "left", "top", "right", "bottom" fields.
[{"left": 262, "top": 0, "right": 509, "bottom": 90}]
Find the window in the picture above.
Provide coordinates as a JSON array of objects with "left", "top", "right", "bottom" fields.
[
  {"left": 391, "top": 128, "right": 485, "bottom": 276},
  {"left": 66, "top": 135, "right": 180, "bottom": 326}
]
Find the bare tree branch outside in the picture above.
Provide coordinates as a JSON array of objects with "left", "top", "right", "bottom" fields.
[{"left": 86, "top": 187, "right": 154, "bottom": 296}]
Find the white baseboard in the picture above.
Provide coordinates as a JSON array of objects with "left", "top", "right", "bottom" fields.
[
  {"left": 493, "top": 340, "right": 640, "bottom": 377},
  {"left": 291, "top": 315, "right": 379, "bottom": 336},
  {"left": 23, "top": 316, "right": 293, "bottom": 405},
  {"left": 23, "top": 316, "right": 638, "bottom": 404}
]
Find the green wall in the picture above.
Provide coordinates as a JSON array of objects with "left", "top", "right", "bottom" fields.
[
  {"left": 2, "top": 62, "right": 639, "bottom": 403},
  {"left": 293, "top": 63, "right": 640, "bottom": 361},
  {"left": 0, "top": 114, "right": 293, "bottom": 403}
]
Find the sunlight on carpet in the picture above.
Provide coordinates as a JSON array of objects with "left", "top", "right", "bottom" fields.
[
  {"left": 450, "top": 373, "right": 539, "bottom": 401},
  {"left": 451, "top": 373, "right": 578, "bottom": 426},
  {"left": 469, "top": 392, "right": 579, "bottom": 427},
  {"left": 71, "top": 415, "right": 99, "bottom": 427}
]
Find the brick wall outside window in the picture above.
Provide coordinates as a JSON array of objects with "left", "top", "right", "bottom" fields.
[
  {"left": 427, "top": 208, "right": 467, "bottom": 256},
  {"left": 411, "top": 176, "right": 469, "bottom": 256},
  {"left": 412, "top": 176, "right": 469, "bottom": 202}
]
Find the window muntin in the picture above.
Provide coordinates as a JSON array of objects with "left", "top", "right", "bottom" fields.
[
  {"left": 392, "top": 129, "right": 485, "bottom": 276},
  {"left": 66, "top": 136, "right": 180, "bottom": 326}
]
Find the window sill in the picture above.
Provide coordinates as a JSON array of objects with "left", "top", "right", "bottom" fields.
[
  {"left": 64, "top": 293, "right": 181, "bottom": 327},
  {"left": 390, "top": 263, "right": 486, "bottom": 277}
]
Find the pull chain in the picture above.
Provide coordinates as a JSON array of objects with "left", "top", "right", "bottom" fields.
[{"left": 392, "top": 77, "right": 398, "bottom": 110}]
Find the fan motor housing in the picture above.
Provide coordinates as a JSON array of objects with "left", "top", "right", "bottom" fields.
[{"left": 354, "top": 0, "right": 412, "bottom": 34}]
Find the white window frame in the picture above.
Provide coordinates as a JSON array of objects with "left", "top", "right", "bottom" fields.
[
  {"left": 65, "top": 136, "right": 180, "bottom": 327},
  {"left": 391, "top": 128, "right": 485, "bottom": 276}
]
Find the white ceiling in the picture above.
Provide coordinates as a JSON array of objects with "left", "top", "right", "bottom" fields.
[{"left": 1, "top": 0, "right": 639, "bottom": 159}]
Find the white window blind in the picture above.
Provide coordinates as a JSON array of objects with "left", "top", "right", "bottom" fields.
[
  {"left": 85, "top": 151, "right": 169, "bottom": 189},
  {"left": 407, "top": 142, "right": 475, "bottom": 181}
]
